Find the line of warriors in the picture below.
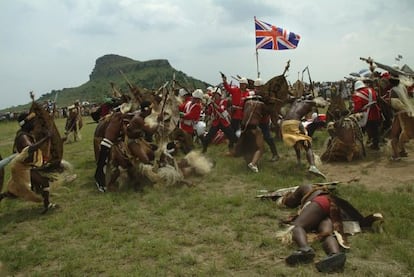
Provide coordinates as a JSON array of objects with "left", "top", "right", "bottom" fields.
[
  {"left": 323, "top": 71, "right": 414, "bottom": 163},
  {"left": 0, "top": 70, "right": 409, "bottom": 275},
  {"left": 1, "top": 69, "right": 412, "bottom": 208},
  {"left": 93, "top": 70, "right": 414, "bottom": 192},
  {"left": 92, "top": 75, "right": 271, "bottom": 192},
  {"left": 92, "top": 72, "right": 332, "bottom": 193}
]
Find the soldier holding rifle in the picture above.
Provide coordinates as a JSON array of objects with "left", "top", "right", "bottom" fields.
[
  {"left": 202, "top": 88, "right": 238, "bottom": 154},
  {"left": 221, "top": 72, "right": 250, "bottom": 147}
]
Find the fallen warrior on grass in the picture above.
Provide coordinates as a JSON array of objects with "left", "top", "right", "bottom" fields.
[{"left": 257, "top": 183, "right": 383, "bottom": 273}]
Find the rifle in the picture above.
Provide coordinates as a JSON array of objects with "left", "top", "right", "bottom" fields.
[
  {"left": 175, "top": 80, "right": 192, "bottom": 95},
  {"left": 359, "top": 57, "right": 374, "bottom": 68},
  {"left": 256, "top": 181, "right": 342, "bottom": 200},
  {"left": 209, "top": 102, "right": 231, "bottom": 124},
  {"left": 360, "top": 56, "right": 409, "bottom": 78},
  {"left": 231, "top": 76, "right": 239, "bottom": 82},
  {"left": 207, "top": 87, "right": 231, "bottom": 124}
]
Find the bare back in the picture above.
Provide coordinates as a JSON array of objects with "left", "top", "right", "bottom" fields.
[
  {"left": 242, "top": 99, "right": 265, "bottom": 126},
  {"left": 284, "top": 100, "right": 315, "bottom": 121}
]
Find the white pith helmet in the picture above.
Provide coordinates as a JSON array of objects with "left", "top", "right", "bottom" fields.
[
  {"left": 239, "top": 77, "right": 248, "bottom": 84},
  {"left": 254, "top": 78, "right": 263, "bottom": 86},
  {"left": 192, "top": 89, "right": 204, "bottom": 99},
  {"left": 354, "top": 80, "right": 366, "bottom": 90}
]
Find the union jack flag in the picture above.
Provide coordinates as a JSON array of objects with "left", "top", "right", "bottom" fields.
[{"left": 255, "top": 17, "right": 301, "bottom": 50}]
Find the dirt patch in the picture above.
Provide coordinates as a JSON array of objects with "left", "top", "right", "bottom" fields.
[{"left": 320, "top": 141, "right": 414, "bottom": 191}]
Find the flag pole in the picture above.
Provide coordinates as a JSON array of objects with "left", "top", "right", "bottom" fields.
[
  {"left": 254, "top": 16, "right": 260, "bottom": 78},
  {"left": 256, "top": 49, "right": 260, "bottom": 78}
]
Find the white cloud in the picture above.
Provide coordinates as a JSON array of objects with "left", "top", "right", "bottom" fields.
[{"left": 0, "top": 0, "right": 413, "bottom": 109}]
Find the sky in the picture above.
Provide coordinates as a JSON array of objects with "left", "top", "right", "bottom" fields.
[{"left": 1, "top": 0, "right": 413, "bottom": 109}]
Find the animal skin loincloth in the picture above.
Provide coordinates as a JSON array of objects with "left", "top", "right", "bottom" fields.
[
  {"left": 7, "top": 146, "right": 43, "bottom": 203},
  {"left": 281, "top": 120, "right": 312, "bottom": 147}
]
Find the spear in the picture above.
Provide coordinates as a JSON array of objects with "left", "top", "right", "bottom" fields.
[
  {"left": 172, "top": 72, "right": 176, "bottom": 92},
  {"left": 0, "top": 153, "right": 18, "bottom": 169},
  {"left": 110, "top": 82, "right": 122, "bottom": 98},
  {"left": 282, "top": 60, "right": 290, "bottom": 76},
  {"left": 156, "top": 80, "right": 171, "bottom": 144},
  {"left": 119, "top": 70, "right": 134, "bottom": 89},
  {"left": 158, "top": 81, "right": 170, "bottom": 117},
  {"left": 54, "top": 90, "right": 59, "bottom": 103},
  {"left": 119, "top": 70, "right": 144, "bottom": 104},
  {"left": 303, "top": 66, "right": 314, "bottom": 94}
]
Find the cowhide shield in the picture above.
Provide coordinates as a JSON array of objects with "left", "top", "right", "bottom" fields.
[
  {"left": 326, "top": 94, "right": 348, "bottom": 122},
  {"left": 321, "top": 115, "right": 364, "bottom": 162},
  {"left": 65, "top": 107, "right": 83, "bottom": 133},
  {"left": 262, "top": 74, "right": 289, "bottom": 123},
  {"left": 263, "top": 75, "right": 289, "bottom": 103},
  {"left": 29, "top": 101, "right": 63, "bottom": 167},
  {"left": 291, "top": 80, "right": 305, "bottom": 98},
  {"left": 377, "top": 78, "right": 390, "bottom": 97},
  {"left": 151, "top": 89, "right": 181, "bottom": 144}
]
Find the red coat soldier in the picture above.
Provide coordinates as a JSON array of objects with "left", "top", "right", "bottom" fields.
[
  {"left": 351, "top": 80, "right": 381, "bottom": 150},
  {"left": 202, "top": 89, "right": 238, "bottom": 153}
]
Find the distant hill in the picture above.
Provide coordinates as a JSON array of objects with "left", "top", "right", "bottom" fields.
[{"left": 2, "top": 54, "right": 210, "bottom": 112}]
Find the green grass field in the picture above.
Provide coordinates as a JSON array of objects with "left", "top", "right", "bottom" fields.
[{"left": 0, "top": 117, "right": 413, "bottom": 276}]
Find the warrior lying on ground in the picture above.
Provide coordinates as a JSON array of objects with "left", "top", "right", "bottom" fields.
[{"left": 261, "top": 183, "right": 383, "bottom": 273}]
